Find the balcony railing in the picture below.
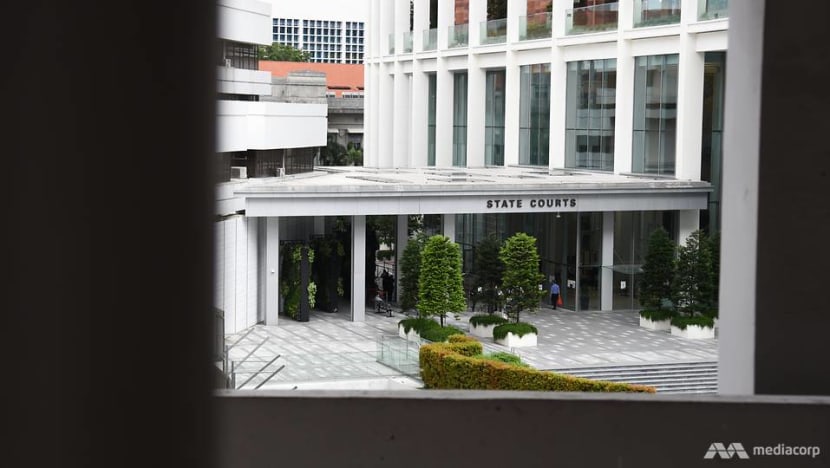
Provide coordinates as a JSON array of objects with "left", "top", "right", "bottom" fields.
[
  {"left": 519, "top": 12, "right": 552, "bottom": 41},
  {"left": 403, "top": 30, "right": 413, "bottom": 53},
  {"left": 387, "top": 33, "right": 395, "bottom": 54},
  {"left": 480, "top": 18, "right": 507, "bottom": 45},
  {"left": 698, "top": 0, "right": 728, "bottom": 20},
  {"left": 448, "top": 23, "right": 469, "bottom": 48},
  {"left": 566, "top": 2, "right": 619, "bottom": 35},
  {"left": 422, "top": 28, "right": 437, "bottom": 51},
  {"left": 634, "top": 0, "right": 681, "bottom": 28}
]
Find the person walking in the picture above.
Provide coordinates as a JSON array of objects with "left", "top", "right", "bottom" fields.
[{"left": 549, "top": 279, "right": 560, "bottom": 310}]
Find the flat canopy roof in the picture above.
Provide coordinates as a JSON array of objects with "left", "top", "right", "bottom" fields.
[{"left": 232, "top": 166, "right": 711, "bottom": 217}]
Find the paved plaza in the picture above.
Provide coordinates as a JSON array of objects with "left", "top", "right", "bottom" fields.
[{"left": 223, "top": 304, "right": 717, "bottom": 390}]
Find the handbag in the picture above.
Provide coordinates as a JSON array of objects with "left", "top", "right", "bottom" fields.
[{"left": 557, "top": 295, "right": 563, "bottom": 306}]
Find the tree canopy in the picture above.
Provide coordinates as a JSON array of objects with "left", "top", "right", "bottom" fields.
[
  {"left": 472, "top": 235, "right": 505, "bottom": 314},
  {"left": 673, "top": 230, "right": 715, "bottom": 316},
  {"left": 639, "top": 227, "right": 676, "bottom": 311},
  {"left": 499, "top": 233, "right": 545, "bottom": 323},
  {"left": 418, "top": 235, "right": 466, "bottom": 326},
  {"left": 258, "top": 43, "right": 310, "bottom": 62}
]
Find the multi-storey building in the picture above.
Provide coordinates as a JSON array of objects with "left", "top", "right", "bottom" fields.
[
  {"left": 217, "top": 0, "right": 728, "bottom": 328},
  {"left": 216, "top": 0, "right": 328, "bottom": 334},
  {"left": 271, "top": 0, "right": 368, "bottom": 64}
]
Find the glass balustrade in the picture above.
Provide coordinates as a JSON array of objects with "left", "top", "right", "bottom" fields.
[
  {"left": 403, "top": 30, "right": 413, "bottom": 53},
  {"left": 388, "top": 32, "right": 395, "bottom": 54},
  {"left": 634, "top": 0, "right": 681, "bottom": 27},
  {"left": 520, "top": 12, "right": 552, "bottom": 40},
  {"left": 480, "top": 18, "right": 507, "bottom": 45},
  {"left": 449, "top": 23, "right": 469, "bottom": 48},
  {"left": 566, "top": 2, "right": 619, "bottom": 35},
  {"left": 698, "top": 0, "right": 728, "bottom": 20},
  {"left": 423, "top": 28, "right": 437, "bottom": 51}
]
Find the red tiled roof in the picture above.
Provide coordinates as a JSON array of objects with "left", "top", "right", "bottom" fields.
[{"left": 259, "top": 61, "right": 364, "bottom": 97}]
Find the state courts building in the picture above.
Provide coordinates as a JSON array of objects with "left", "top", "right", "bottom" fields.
[{"left": 215, "top": 0, "right": 728, "bottom": 333}]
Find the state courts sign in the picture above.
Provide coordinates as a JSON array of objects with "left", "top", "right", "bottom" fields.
[{"left": 485, "top": 197, "right": 577, "bottom": 211}]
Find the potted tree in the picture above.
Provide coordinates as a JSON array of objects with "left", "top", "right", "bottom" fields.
[
  {"left": 400, "top": 235, "right": 466, "bottom": 341},
  {"left": 638, "top": 227, "right": 677, "bottom": 331},
  {"left": 670, "top": 230, "right": 716, "bottom": 339},
  {"left": 493, "top": 233, "right": 545, "bottom": 347},
  {"left": 468, "top": 235, "right": 509, "bottom": 338}
]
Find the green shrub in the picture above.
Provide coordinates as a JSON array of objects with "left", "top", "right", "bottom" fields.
[
  {"left": 481, "top": 352, "right": 528, "bottom": 367},
  {"left": 469, "top": 314, "right": 509, "bottom": 327},
  {"left": 420, "top": 325, "right": 464, "bottom": 343},
  {"left": 419, "top": 336, "right": 654, "bottom": 393},
  {"left": 671, "top": 315, "right": 715, "bottom": 330},
  {"left": 493, "top": 322, "right": 538, "bottom": 340},
  {"left": 398, "top": 317, "right": 440, "bottom": 334},
  {"left": 639, "top": 308, "right": 674, "bottom": 322}
]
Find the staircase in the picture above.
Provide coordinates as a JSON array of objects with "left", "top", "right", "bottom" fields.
[{"left": 550, "top": 361, "right": 718, "bottom": 394}]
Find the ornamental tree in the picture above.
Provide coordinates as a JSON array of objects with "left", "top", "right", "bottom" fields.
[
  {"left": 672, "top": 230, "right": 715, "bottom": 316},
  {"left": 639, "top": 227, "right": 677, "bottom": 312},
  {"left": 257, "top": 43, "right": 310, "bottom": 62},
  {"left": 472, "top": 235, "right": 505, "bottom": 314},
  {"left": 399, "top": 233, "right": 426, "bottom": 313},
  {"left": 499, "top": 233, "right": 545, "bottom": 324},
  {"left": 418, "top": 235, "right": 466, "bottom": 326}
]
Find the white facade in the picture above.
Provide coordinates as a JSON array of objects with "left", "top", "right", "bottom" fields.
[
  {"left": 215, "top": 0, "right": 327, "bottom": 334},
  {"left": 270, "top": 0, "right": 368, "bottom": 63},
  {"left": 363, "top": 0, "right": 728, "bottom": 177}
]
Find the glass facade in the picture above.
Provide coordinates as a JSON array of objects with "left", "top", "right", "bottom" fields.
[
  {"left": 427, "top": 73, "right": 436, "bottom": 166},
  {"left": 632, "top": 54, "right": 678, "bottom": 176},
  {"left": 611, "top": 211, "right": 677, "bottom": 310},
  {"left": 519, "top": 64, "right": 551, "bottom": 166},
  {"left": 634, "top": 0, "right": 681, "bottom": 27},
  {"left": 701, "top": 52, "right": 726, "bottom": 234},
  {"left": 566, "top": 59, "right": 617, "bottom": 171},
  {"left": 452, "top": 73, "right": 468, "bottom": 167},
  {"left": 485, "top": 70, "right": 506, "bottom": 166}
]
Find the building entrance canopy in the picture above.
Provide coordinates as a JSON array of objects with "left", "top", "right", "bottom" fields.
[{"left": 235, "top": 166, "right": 710, "bottom": 217}]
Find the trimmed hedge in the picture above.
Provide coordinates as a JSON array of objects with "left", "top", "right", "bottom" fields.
[
  {"left": 469, "top": 314, "right": 509, "bottom": 327},
  {"left": 398, "top": 317, "right": 440, "bottom": 334},
  {"left": 639, "top": 308, "right": 674, "bottom": 322},
  {"left": 480, "top": 351, "right": 528, "bottom": 368},
  {"left": 493, "top": 322, "right": 538, "bottom": 340},
  {"left": 670, "top": 315, "right": 715, "bottom": 330},
  {"left": 420, "top": 325, "right": 463, "bottom": 343},
  {"left": 420, "top": 336, "right": 655, "bottom": 393}
]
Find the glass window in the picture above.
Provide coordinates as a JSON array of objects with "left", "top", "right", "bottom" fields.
[
  {"left": 452, "top": 73, "right": 468, "bottom": 167},
  {"left": 632, "top": 54, "right": 678, "bottom": 176},
  {"left": 519, "top": 64, "right": 551, "bottom": 166},
  {"left": 427, "top": 73, "right": 437, "bottom": 166},
  {"left": 485, "top": 70, "right": 506, "bottom": 166},
  {"left": 700, "top": 51, "right": 727, "bottom": 233},
  {"left": 566, "top": 59, "right": 616, "bottom": 171}
]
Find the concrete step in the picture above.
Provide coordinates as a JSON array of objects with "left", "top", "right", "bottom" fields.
[{"left": 551, "top": 361, "right": 718, "bottom": 394}]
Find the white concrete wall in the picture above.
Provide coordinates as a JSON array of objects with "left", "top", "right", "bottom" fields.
[
  {"left": 364, "top": 0, "right": 728, "bottom": 179},
  {"left": 270, "top": 0, "right": 367, "bottom": 22},
  {"left": 218, "top": 0, "right": 272, "bottom": 46},
  {"left": 216, "top": 67, "right": 273, "bottom": 96},
  {"left": 216, "top": 101, "right": 327, "bottom": 152},
  {"left": 215, "top": 215, "right": 259, "bottom": 335}
]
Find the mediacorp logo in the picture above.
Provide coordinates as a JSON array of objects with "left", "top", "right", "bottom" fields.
[
  {"left": 704, "top": 443, "right": 751, "bottom": 460},
  {"left": 704, "top": 442, "right": 822, "bottom": 460}
]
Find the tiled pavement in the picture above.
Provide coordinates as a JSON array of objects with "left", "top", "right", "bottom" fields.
[{"left": 223, "top": 304, "right": 717, "bottom": 390}]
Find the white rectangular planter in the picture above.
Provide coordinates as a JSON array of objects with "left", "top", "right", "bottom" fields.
[
  {"left": 398, "top": 324, "right": 421, "bottom": 342},
  {"left": 469, "top": 323, "right": 498, "bottom": 339},
  {"left": 639, "top": 316, "right": 671, "bottom": 331},
  {"left": 495, "top": 332, "right": 537, "bottom": 348},
  {"left": 670, "top": 324, "right": 715, "bottom": 339}
]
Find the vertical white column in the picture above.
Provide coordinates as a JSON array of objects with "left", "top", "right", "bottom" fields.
[
  {"left": 467, "top": 55, "right": 486, "bottom": 167},
  {"left": 674, "top": 36, "right": 705, "bottom": 180},
  {"left": 379, "top": 64, "right": 395, "bottom": 168},
  {"left": 601, "top": 211, "right": 615, "bottom": 311},
  {"left": 351, "top": 215, "right": 366, "bottom": 322},
  {"left": 437, "top": 0, "right": 453, "bottom": 49},
  {"left": 435, "top": 62, "right": 454, "bottom": 167},
  {"left": 413, "top": 0, "right": 428, "bottom": 51},
  {"left": 264, "top": 217, "right": 279, "bottom": 326},
  {"left": 396, "top": 215, "right": 409, "bottom": 302},
  {"left": 504, "top": 55, "right": 521, "bottom": 166},
  {"left": 411, "top": 66, "right": 429, "bottom": 167},
  {"left": 677, "top": 209, "right": 700, "bottom": 245},
  {"left": 442, "top": 213, "right": 456, "bottom": 242},
  {"left": 719, "top": 0, "right": 763, "bottom": 396},
  {"left": 549, "top": 38, "right": 565, "bottom": 169},
  {"left": 468, "top": 0, "right": 487, "bottom": 47},
  {"left": 614, "top": 1, "right": 635, "bottom": 175},
  {"left": 366, "top": 63, "right": 378, "bottom": 167},
  {"left": 393, "top": 65, "right": 410, "bottom": 168},
  {"left": 507, "top": 0, "right": 527, "bottom": 43}
]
